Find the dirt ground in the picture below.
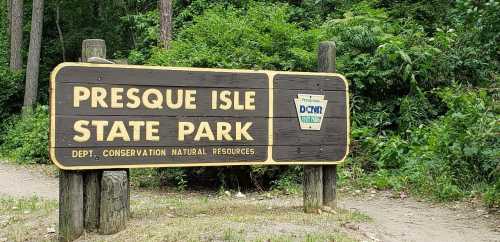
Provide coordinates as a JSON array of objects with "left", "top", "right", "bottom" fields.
[{"left": 0, "top": 161, "right": 499, "bottom": 242}]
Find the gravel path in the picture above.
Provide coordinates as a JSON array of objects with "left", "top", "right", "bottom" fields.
[
  {"left": 0, "top": 161, "right": 498, "bottom": 242},
  {"left": 0, "top": 162, "right": 58, "bottom": 199}
]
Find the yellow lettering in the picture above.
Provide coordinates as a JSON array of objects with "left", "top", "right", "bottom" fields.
[
  {"left": 178, "top": 122, "right": 195, "bottom": 141},
  {"left": 73, "top": 120, "right": 90, "bottom": 142},
  {"left": 73, "top": 86, "right": 90, "bottom": 108},
  {"left": 194, "top": 121, "right": 214, "bottom": 141}
]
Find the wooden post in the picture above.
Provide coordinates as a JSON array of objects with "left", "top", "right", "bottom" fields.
[
  {"left": 59, "top": 171, "right": 84, "bottom": 242},
  {"left": 81, "top": 39, "right": 106, "bottom": 232},
  {"left": 81, "top": 39, "right": 106, "bottom": 62},
  {"left": 83, "top": 172, "right": 101, "bottom": 231},
  {"left": 81, "top": 39, "right": 130, "bottom": 234},
  {"left": 318, "top": 41, "right": 338, "bottom": 208},
  {"left": 303, "top": 166, "right": 323, "bottom": 213},
  {"left": 99, "top": 171, "right": 128, "bottom": 234}
]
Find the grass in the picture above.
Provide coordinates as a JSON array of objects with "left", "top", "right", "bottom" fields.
[
  {"left": 0, "top": 189, "right": 369, "bottom": 242},
  {"left": 0, "top": 196, "right": 58, "bottom": 241}
]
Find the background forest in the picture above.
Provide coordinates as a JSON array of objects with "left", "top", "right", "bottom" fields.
[{"left": 0, "top": 0, "right": 498, "bottom": 207}]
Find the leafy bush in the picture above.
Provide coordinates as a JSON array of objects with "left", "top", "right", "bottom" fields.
[
  {"left": 0, "top": 106, "right": 49, "bottom": 164},
  {"left": 0, "top": 69, "right": 23, "bottom": 120},
  {"left": 148, "top": 2, "right": 320, "bottom": 71},
  {"left": 352, "top": 86, "right": 499, "bottom": 203}
]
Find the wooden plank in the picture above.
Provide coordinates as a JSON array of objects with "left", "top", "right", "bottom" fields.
[
  {"left": 55, "top": 83, "right": 269, "bottom": 117},
  {"left": 53, "top": 146, "right": 269, "bottom": 167},
  {"left": 54, "top": 116, "right": 268, "bottom": 147},
  {"left": 55, "top": 65, "right": 269, "bottom": 88},
  {"left": 53, "top": 116, "right": 345, "bottom": 147},
  {"left": 273, "top": 145, "right": 347, "bottom": 162},
  {"left": 274, "top": 89, "right": 346, "bottom": 118},
  {"left": 274, "top": 74, "right": 346, "bottom": 91},
  {"left": 59, "top": 171, "right": 83, "bottom": 242},
  {"left": 273, "top": 117, "right": 347, "bottom": 146},
  {"left": 50, "top": 63, "right": 350, "bottom": 169}
]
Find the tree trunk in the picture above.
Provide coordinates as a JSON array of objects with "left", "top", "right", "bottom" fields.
[
  {"left": 7, "top": 0, "right": 11, "bottom": 38},
  {"left": 9, "top": 0, "right": 22, "bottom": 71},
  {"left": 56, "top": 2, "right": 65, "bottom": 61},
  {"left": 23, "top": 0, "right": 44, "bottom": 111},
  {"left": 159, "top": 0, "right": 172, "bottom": 49}
]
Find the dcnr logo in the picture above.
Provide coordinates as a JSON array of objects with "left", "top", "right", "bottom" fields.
[{"left": 299, "top": 105, "right": 323, "bottom": 114}]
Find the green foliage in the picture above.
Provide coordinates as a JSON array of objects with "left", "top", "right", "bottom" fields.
[
  {"left": 0, "top": 106, "right": 49, "bottom": 164},
  {"left": 352, "top": 86, "right": 499, "bottom": 203},
  {"left": 0, "top": 0, "right": 497, "bottom": 206},
  {"left": 0, "top": 69, "right": 23, "bottom": 120},
  {"left": 148, "top": 2, "right": 320, "bottom": 71}
]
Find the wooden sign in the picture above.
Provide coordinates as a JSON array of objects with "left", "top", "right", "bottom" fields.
[{"left": 50, "top": 63, "right": 349, "bottom": 169}]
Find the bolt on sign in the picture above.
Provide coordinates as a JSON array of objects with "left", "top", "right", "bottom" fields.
[{"left": 50, "top": 63, "right": 349, "bottom": 169}]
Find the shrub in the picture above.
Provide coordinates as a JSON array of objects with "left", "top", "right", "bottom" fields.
[
  {"left": 147, "top": 2, "right": 320, "bottom": 71},
  {"left": 0, "top": 106, "right": 49, "bottom": 164}
]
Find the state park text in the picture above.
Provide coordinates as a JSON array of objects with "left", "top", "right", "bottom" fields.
[{"left": 50, "top": 63, "right": 349, "bottom": 169}]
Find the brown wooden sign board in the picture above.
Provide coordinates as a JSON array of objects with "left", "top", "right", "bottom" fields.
[{"left": 50, "top": 63, "right": 349, "bottom": 170}]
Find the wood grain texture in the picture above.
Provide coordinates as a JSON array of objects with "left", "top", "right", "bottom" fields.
[
  {"left": 54, "top": 116, "right": 268, "bottom": 147},
  {"left": 59, "top": 171, "right": 84, "bottom": 242},
  {"left": 83, "top": 171, "right": 101, "bottom": 231},
  {"left": 50, "top": 64, "right": 349, "bottom": 169},
  {"left": 322, "top": 165, "right": 337, "bottom": 208},
  {"left": 99, "top": 171, "right": 128, "bottom": 234},
  {"left": 274, "top": 89, "right": 346, "bottom": 118},
  {"left": 55, "top": 65, "right": 268, "bottom": 88},
  {"left": 317, "top": 41, "right": 339, "bottom": 208},
  {"left": 303, "top": 166, "right": 323, "bottom": 213},
  {"left": 54, "top": 146, "right": 268, "bottom": 167},
  {"left": 55, "top": 83, "right": 268, "bottom": 117},
  {"left": 272, "top": 145, "right": 346, "bottom": 162},
  {"left": 273, "top": 74, "right": 346, "bottom": 91}
]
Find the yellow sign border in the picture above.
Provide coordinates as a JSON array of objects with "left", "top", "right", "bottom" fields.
[{"left": 50, "top": 62, "right": 350, "bottom": 170}]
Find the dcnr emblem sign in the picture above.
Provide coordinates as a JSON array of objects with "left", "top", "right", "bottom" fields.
[{"left": 50, "top": 63, "right": 349, "bottom": 170}]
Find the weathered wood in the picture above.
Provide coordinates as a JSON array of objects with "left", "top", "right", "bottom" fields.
[
  {"left": 318, "top": 42, "right": 336, "bottom": 73},
  {"left": 318, "top": 41, "right": 338, "bottom": 208},
  {"left": 54, "top": 65, "right": 268, "bottom": 88},
  {"left": 303, "top": 166, "right": 323, "bottom": 213},
  {"left": 59, "top": 171, "right": 84, "bottom": 242},
  {"left": 83, "top": 172, "right": 101, "bottom": 231},
  {"left": 99, "top": 171, "right": 128, "bottom": 234},
  {"left": 81, "top": 39, "right": 106, "bottom": 62},
  {"left": 50, "top": 64, "right": 349, "bottom": 169},
  {"left": 81, "top": 38, "right": 106, "bottom": 232},
  {"left": 323, "top": 165, "right": 337, "bottom": 207},
  {"left": 273, "top": 74, "right": 345, "bottom": 91},
  {"left": 125, "top": 169, "right": 130, "bottom": 216},
  {"left": 55, "top": 84, "right": 269, "bottom": 117},
  {"left": 273, "top": 145, "right": 347, "bottom": 162}
]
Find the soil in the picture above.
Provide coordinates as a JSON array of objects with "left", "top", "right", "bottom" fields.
[{"left": 0, "top": 161, "right": 498, "bottom": 242}]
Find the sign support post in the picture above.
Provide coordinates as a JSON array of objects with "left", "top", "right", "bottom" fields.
[
  {"left": 81, "top": 39, "right": 105, "bottom": 232},
  {"left": 318, "top": 41, "right": 338, "bottom": 208},
  {"left": 303, "top": 41, "right": 338, "bottom": 213},
  {"left": 58, "top": 39, "right": 130, "bottom": 241},
  {"left": 59, "top": 171, "right": 84, "bottom": 242}
]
